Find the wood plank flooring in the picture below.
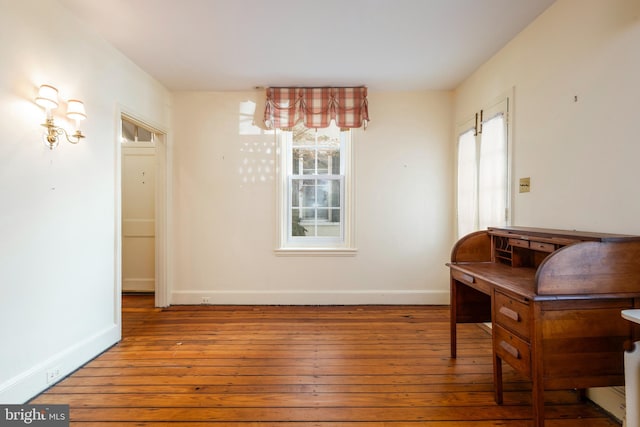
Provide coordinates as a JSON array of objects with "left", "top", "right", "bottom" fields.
[{"left": 31, "top": 295, "right": 621, "bottom": 426}]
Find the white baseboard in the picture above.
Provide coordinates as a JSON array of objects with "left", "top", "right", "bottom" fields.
[
  {"left": 123, "top": 278, "right": 154, "bottom": 292},
  {"left": 171, "top": 290, "right": 450, "bottom": 305},
  {"left": 0, "top": 324, "right": 120, "bottom": 404},
  {"left": 587, "top": 386, "right": 626, "bottom": 424}
]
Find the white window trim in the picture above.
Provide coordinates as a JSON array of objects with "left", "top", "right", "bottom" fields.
[{"left": 275, "top": 127, "right": 356, "bottom": 256}]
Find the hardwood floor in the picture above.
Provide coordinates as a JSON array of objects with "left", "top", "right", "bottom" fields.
[{"left": 31, "top": 295, "right": 621, "bottom": 426}]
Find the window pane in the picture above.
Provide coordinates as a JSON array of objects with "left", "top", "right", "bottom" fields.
[
  {"left": 317, "top": 208, "right": 329, "bottom": 221},
  {"left": 318, "top": 149, "right": 339, "bottom": 175},
  {"left": 315, "top": 126, "right": 341, "bottom": 146},
  {"left": 292, "top": 149, "right": 317, "bottom": 175},
  {"left": 122, "top": 119, "right": 153, "bottom": 143},
  {"left": 329, "top": 208, "right": 340, "bottom": 223},
  {"left": 331, "top": 151, "right": 341, "bottom": 174},
  {"left": 291, "top": 179, "right": 318, "bottom": 208},
  {"left": 316, "top": 180, "right": 330, "bottom": 208},
  {"left": 137, "top": 127, "right": 152, "bottom": 142},
  {"left": 316, "top": 209, "right": 341, "bottom": 237},
  {"left": 301, "top": 180, "right": 317, "bottom": 207},
  {"left": 479, "top": 114, "right": 507, "bottom": 229},
  {"left": 302, "top": 152, "right": 316, "bottom": 175},
  {"left": 291, "top": 209, "right": 308, "bottom": 236},
  {"left": 292, "top": 124, "right": 316, "bottom": 147},
  {"left": 291, "top": 179, "right": 301, "bottom": 207},
  {"left": 292, "top": 150, "right": 301, "bottom": 175},
  {"left": 122, "top": 120, "right": 135, "bottom": 143},
  {"left": 317, "top": 151, "right": 328, "bottom": 175},
  {"left": 329, "top": 180, "right": 341, "bottom": 207},
  {"left": 292, "top": 148, "right": 341, "bottom": 176},
  {"left": 299, "top": 208, "right": 315, "bottom": 221}
]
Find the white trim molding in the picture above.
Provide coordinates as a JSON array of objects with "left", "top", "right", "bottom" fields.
[
  {"left": 0, "top": 325, "right": 119, "bottom": 404},
  {"left": 274, "top": 248, "right": 358, "bottom": 257},
  {"left": 587, "top": 386, "right": 625, "bottom": 425},
  {"left": 171, "top": 290, "right": 449, "bottom": 306}
]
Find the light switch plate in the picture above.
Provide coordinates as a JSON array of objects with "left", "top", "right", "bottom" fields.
[{"left": 519, "top": 177, "right": 531, "bottom": 193}]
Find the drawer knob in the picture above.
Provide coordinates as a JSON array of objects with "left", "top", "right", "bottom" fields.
[
  {"left": 500, "top": 340, "right": 520, "bottom": 359},
  {"left": 499, "top": 306, "right": 520, "bottom": 322}
]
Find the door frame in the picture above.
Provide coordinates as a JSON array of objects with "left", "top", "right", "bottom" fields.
[{"left": 115, "top": 108, "right": 170, "bottom": 311}]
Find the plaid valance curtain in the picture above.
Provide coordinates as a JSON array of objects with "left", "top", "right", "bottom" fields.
[{"left": 264, "top": 87, "right": 369, "bottom": 129}]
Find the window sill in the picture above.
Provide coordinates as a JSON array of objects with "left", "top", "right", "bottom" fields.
[{"left": 274, "top": 248, "right": 358, "bottom": 257}]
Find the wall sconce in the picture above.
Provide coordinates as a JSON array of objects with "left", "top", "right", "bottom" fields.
[{"left": 35, "top": 84, "right": 87, "bottom": 149}]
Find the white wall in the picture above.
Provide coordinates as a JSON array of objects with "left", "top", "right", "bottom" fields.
[
  {"left": 453, "top": 0, "right": 640, "bottom": 420},
  {"left": 171, "top": 90, "right": 453, "bottom": 305},
  {"left": 0, "top": 0, "right": 170, "bottom": 403},
  {"left": 454, "top": 0, "right": 640, "bottom": 235}
]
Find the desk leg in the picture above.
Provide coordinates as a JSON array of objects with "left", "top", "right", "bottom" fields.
[
  {"left": 532, "top": 379, "right": 545, "bottom": 427},
  {"left": 494, "top": 354, "right": 504, "bottom": 404},
  {"left": 532, "top": 305, "right": 545, "bottom": 427},
  {"left": 450, "top": 277, "right": 457, "bottom": 358}
]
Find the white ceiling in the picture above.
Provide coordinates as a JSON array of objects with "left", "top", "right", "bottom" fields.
[{"left": 58, "top": 0, "right": 556, "bottom": 91}]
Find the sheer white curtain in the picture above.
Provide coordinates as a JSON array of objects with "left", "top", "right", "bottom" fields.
[
  {"left": 478, "top": 114, "right": 507, "bottom": 230},
  {"left": 457, "top": 129, "right": 477, "bottom": 238},
  {"left": 456, "top": 109, "right": 508, "bottom": 239}
]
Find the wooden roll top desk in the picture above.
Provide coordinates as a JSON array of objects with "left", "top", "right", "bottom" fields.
[{"left": 448, "top": 226, "right": 640, "bottom": 427}]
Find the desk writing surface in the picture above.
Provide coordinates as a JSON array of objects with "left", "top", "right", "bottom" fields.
[{"left": 449, "top": 262, "right": 537, "bottom": 299}]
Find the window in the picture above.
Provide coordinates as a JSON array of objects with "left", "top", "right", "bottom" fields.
[
  {"left": 121, "top": 117, "right": 153, "bottom": 144},
  {"left": 276, "top": 121, "right": 355, "bottom": 254},
  {"left": 456, "top": 96, "right": 510, "bottom": 238}
]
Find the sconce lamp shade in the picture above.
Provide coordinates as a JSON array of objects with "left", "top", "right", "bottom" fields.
[
  {"left": 66, "top": 100, "right": 86, "bottom": 121},
  {"left": 35, "top": 83, "right": 87, "bottom": 148},
  {"left": 35, "top": 84, "right": 59, "bottom": 110}
]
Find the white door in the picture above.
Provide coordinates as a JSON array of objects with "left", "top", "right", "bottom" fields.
[{"left": 122, "top": 145, "right": 156, "bottom": 292}]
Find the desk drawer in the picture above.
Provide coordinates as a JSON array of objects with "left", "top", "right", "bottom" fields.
[
  {"left": 530, "top": 241, "right": 555, "bottom": 252},
  {"left": 495, "top": 291, "right": 531, "bottom": 340},
  {"left": 494, "top": 324, "right": 531, "bottom": 377},
  {"left": 451, "top": 270, "right": 492, "bottom": 294},
  {"left": 509, "top": 238, "right": 529, "bottom": 249},
  {"left": 452, "top": 269, "right": 475, "bottom": 286}
]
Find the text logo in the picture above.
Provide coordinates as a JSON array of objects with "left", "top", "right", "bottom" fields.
[{"left": 0, "top": 405, "right": 69, "bottom": 426}]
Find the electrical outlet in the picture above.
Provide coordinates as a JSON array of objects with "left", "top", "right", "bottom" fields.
[
  {"left": 46, "top": 367, "right": 61, "bottom": 384},
  {"left": 201, "top": 297, "right": 210, "bottom": 304}
]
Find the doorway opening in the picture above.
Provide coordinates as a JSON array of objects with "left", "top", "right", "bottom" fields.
[{"left": 120, "top": 115, "right": 168, "bottom": 307}]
